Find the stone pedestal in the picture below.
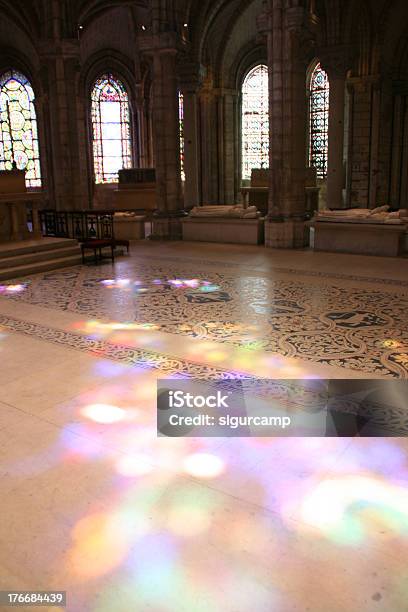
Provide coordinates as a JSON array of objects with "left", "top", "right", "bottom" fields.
[
  {"left": 265, "top": 219, "right": 308, "bottom": 248},
  {"left": 313, "top": 221, "right": 405, "bottom": 257},
  {"left": 150, "top": 215, "right": 184, "bottom": 241},
  {"left": 182, "top": 217, "right": 264, "bottom": 245},
  {"left": 113, "top": 215, "right": 146, "bottom": 240}
]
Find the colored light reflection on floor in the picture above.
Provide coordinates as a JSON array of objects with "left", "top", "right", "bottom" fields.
[
  {"left": 80, "top": 403, "right": 127, "bottom": 424},
  {"left": 50, "top": 374, "right": 408, "bottom": 612},
  {"left": 99, "top": 277, "right": 220, "bottom": 293},
  {"left": 0, "top": 283, "right": 27, "bottom": 294},
  {"left": 183, "top": 453, "right": 225, "bottom": 479},
  {"left": 83, "top": 320, "right": 160, "bottom": 333},
  {"left": 298, "top": 475, "right": 408, "bottom": 544}
]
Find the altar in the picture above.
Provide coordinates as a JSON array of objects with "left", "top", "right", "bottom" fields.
[
  {"left": 113, "top": 168, "right": 157, "bottom": 211},
  {"left": 0, "top": 168, "right": 46, "bottom": 242}
]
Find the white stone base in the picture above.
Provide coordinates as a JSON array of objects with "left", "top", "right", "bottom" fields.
[
  {"left": 182, "top": 217, "right": 264, "bottom": 245},
  {"left": 312, "top": 221, "right": 406, "bottom": 257},
  {"left": 265, "top": 219, "right": 307, "bottom": 248}
]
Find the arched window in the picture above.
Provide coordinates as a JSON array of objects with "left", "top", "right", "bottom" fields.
[
  {"left": 91, "top": 74, "right": 132, "bottom": 183},
  {"left": 309, "top": 63, "right": 329, "bottom": 179},
  {"left": 178, "top": 91, "right": 185, "bottom": 181},
  {"left": 0, "top": 70, "right": 42, "bottom": 187},
  {"left": 241, "top": 64, "right": 269, "bottom": 181}
]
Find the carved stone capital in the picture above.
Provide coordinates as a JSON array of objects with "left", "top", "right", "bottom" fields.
[
  {"left": 138, "top": 31, "right": 186, "bottom": 56},
  {"left": 177, "top": 61, "right": 205, "bottom": 93},
  {"left": 319, "top": 46, "right": 350, "bottom": 79}
]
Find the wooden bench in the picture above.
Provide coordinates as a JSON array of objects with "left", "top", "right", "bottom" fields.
[{"left": 81, "top": 239, "right": 130, "bottom": 264}]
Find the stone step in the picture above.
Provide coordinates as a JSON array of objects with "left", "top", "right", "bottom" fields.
[
  {"left": 0, "top": 254, "right": 82, "bottom": 281},
  {"left": 0, "top": 246, "right": 81, "bottom": 269},
  {"left": 0, "top": 238, "right": 78, "bottom": 260}
]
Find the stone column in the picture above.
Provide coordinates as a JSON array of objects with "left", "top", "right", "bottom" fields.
[
  {"left": 40, "top": 41, "right": 90, "bottom": 210},
  {"left": 346, "top": 77, "right": 374, "bottom": 207},
  {"left": 389, "top": 85, "right": 407, "bottom": 208},
  {"left": 220, "top": 89, "right": 239, "bottom": 204},
  {"left": 261, "top": 1, "right": 312, "bottom": 248},
  {"left": 198, "top": 85, "right": 219, "bottom": 204},
  {"left": 181, "top": 89, "right": 200, "bottom": 208},
  {"left": 140, "top": 33, "right": 185, "bottom": 238},
  {"left": 320, "top": 51, "right": 348, "bottom": 209},
  {"left": 179, "top": 63, "right": 203, "bottom": 209}
]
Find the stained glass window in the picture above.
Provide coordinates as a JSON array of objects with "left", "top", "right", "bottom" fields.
[
  {"left": 241, "top": 64, "right": 269, "bottom": 180},
  {"left": 179, "top": 91, "right": 185, "bottom": 181},
  {"left": 0, "top": 70, "right": 42, "bottom": 188},
  {"left": 309, "top": 63, "right": 329, "bottom": 179},
  {"left": 91, "top": 74, "right": 132, "bottom": 183}
]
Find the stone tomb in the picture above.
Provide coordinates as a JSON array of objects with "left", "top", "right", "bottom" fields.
[
  {"left": 311, "top": 208, "right": 408, "bottom": 257},
  {"left": 182, "top": 205, "right": 264, "bottom": 245}
]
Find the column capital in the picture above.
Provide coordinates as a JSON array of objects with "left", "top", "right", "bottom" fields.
[
  {"left": 178, "top": 62, "right": 205, "bottom": 93},
  {"left": 38, "top": 38, "right": 80, "bottom": 60},
  {"left": 138, "top": 31, "right": 187, "bottom": 56},
  {"left": 319, "top": 46, "right": 350, "bottom": 79},
  {"left": 346, "top": 75, "right": 380, "bottom": 94}
]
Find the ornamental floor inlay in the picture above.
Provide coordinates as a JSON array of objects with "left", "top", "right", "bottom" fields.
[{"left": 1, "top": 253, "right": 408, "bottom": 378}]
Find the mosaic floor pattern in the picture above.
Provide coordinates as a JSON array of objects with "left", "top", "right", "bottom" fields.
[{"left": 2, "top": 250, "right": 408, "bottom": 378}]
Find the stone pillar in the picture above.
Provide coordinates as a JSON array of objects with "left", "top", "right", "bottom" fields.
[
  {"left": 179, "top": 63, "right": 203, "bottom": 209},
  {"left": 368, "top": 80, "right": 381, "bottom": 208},
  {"left": 321, "top": 53, "right": 348, "bottom": 209},
  {"left": 40, "top": 41, "right": 90, "bottom": 210},
  {"left": 198, "top": 87, "right": 219, "bottom": 204},
  {"left": 389, "top": 84, "right": 408, "bottom": 208},
  {"left": 262, "top": 1, "right": 312, "bottom": 248},
  {"left": 221, "top": 90, "right": 239, "bottom": 204},
  {"left": 181, "top": 89, "right": 200, "bottom": 208},
  {"left": 140, "top": 33, "right": 186, "bottom": 239},
  {"left": 347, "top": 77, "right": 374, "bottom": 208}
]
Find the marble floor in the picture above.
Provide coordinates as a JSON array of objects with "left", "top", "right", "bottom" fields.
[{"left": 0, "top": 242, "right": 408, "bottom": 611}]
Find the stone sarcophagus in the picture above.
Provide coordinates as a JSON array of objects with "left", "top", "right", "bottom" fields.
[{"left": 113, "top": 168, "right": 157, "bottom": 211}]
